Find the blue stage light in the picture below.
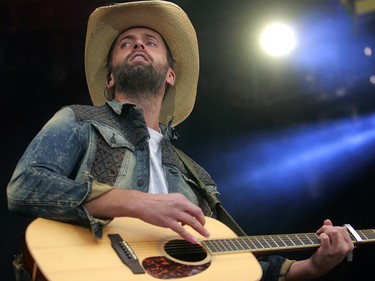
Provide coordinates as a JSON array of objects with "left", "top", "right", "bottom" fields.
[{"left": 201, "top": 113, "right": 375, "bottom": 203}]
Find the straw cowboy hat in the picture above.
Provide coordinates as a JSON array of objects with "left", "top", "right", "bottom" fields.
[{"left": 85, "top": 0, "right": 199, "bottom": 126}]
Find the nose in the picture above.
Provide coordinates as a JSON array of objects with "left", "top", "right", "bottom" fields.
[{"left": 133, "top": 41, "right": 145, "bottom": 50}]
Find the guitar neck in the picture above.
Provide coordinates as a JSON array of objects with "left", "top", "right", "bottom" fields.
[{"left": 202, "top": 228, "right": 375, "bottom": 255}]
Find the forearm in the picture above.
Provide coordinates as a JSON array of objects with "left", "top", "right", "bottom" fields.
[
  {"left": 284, "top": 259, "right": 326, "bottom": 281},
  {"left": 84, "top": 188, "right": 147, "bottom": 219}
]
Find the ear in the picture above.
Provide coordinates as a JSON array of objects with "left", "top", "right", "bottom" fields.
[
  {"left": 106, "top": 72, "right": 115, "bottom": 88},
  {"left": 165, "top": 67, "right": 175, "bottom": 87}
]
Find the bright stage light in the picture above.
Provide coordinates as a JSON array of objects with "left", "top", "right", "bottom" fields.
[
  {"left": 364, "top": 46, "right": 372, "bottom": 57},
  {"left": 260, "top": 23, "right": 297, "bottom": 57}
]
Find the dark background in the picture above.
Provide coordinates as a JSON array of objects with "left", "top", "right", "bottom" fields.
[{"left": 1, "top": 0, "right": 375, "bottom": 280}]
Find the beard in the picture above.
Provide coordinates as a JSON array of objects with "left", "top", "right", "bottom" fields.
[{"left": 112, "top": 60, "right": 169, "bottom": 101}]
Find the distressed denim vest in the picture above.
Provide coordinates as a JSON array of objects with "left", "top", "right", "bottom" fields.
[{"left": 70, "top": 103, "right": 217, "bottom": 217}]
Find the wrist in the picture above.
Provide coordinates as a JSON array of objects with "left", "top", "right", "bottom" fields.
[{"left": 284, "top": 258, "right": 324, "bottom": 281}]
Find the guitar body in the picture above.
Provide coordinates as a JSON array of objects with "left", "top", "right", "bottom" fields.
[{"left": 26, "top": 217, "right": 263, "bottom": 281}]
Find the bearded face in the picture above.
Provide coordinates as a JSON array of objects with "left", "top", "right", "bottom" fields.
[{"left": 111, "top": 55, "right": 170, "bottom": 101}]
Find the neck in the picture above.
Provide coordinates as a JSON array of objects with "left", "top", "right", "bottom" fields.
[{"left": 114, "top": 91, "right": 163, "bottom": 131}]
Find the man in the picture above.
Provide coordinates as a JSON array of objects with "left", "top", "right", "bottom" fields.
[{"left": 7, "top": 1, "right": 353, "bottom": 281}]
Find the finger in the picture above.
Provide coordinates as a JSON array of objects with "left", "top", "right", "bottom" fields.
[
  {"left": 169, "top": 193, "right": 206, "bottom": 226},
  {"left": 169, "top": 221, "right": 199, "bottom": 244},
  {"left": 193, "top": 212, "right": 206, "bottom": 227},
  {"left": 337, "top": 227, "right": 355, "bottom": 252},
  {"left": 187, "top": 215, "right": 210, "bottom": 238},
  {"left": 317, "top": 219, "right": 333, "bottom": 234},
  {"left": 319, "top": 232, "right": 329, "bottom": 246},
  {"left": 322, "top": 227, "right": 353, "bottom": 253},
  {"left": 324, "top": 227, "right": 341, "bottom": 248},
  {"left": 178, "top": 212, "right": 210, "bottom": 238},
  {"left": 182, "top": 203, "right": 206, "bottom": 225},
  {"left": 324, "top": 219, "right": 333, "bottom": 226},
  {"left": 180, "top": 203, "right": 209, "bottom": 235}
]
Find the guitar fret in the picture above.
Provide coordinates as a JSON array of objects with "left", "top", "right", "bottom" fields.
[
  {"left": 294, "top": 235, "right": 305, "bottom": 246},
  {"left": 243, "top": 237, "right": 258, "bottom": 250},
  {"left": 265, "top": 236, "right": 278, "bottom": 248},
  {"left": 283, "top": 235, "right": 295, "bottom": 246},
  {"left": 276, "top": 235, "right": 287, "bottom": 247},
  {"left": 204, "top": 240, "right": 221, "bottom": 253},
  {"left": 358, "top": 230, "right": 367, "bottom": 240},
  {"left": 263, "top": 236, "right": 273, "bottom": 248},
  {"left": 234, "top": 239, "right": 249, "bottom": 251},
  {"left": 254, "top": 236, "right": 266, "bottom": 249},
  {"left": 246, "top": 237, "right": 262, "bottom": 249},
  {"left": 217, "top": 239, "right": 228, "bottom": 251},
  {"left": 223, "top": 239, "right": 234, "bottom": 251},
  {"left": 296, "top": 234, "right": 305, "bottom": 245},
  {"left": 357, "top": 229, "right": 375, "bottom": 241},
  {"left": 236, "top": 238, "right": 247, "bottom": 250},
  {"left": 234, "top": 239, "right": 247, "bottom": 251},
  {"left": 214, "top": 240, "right": 224, "bottom": 251},
  {"left": 268, "top": 236, "right": 278, "bottom": 247},
  {"left": 284, "top": 235, "right": 296, "bottom": 246},
  {"left": 304, "top": 234, "right": 315, "bottom": 244},
  {"left": 269, "top": 236, "right": 277, "bottom": 247}
]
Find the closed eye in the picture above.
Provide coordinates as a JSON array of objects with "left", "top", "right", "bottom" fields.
[
  {"left": 146, "top": 41, "right": 157, "bottom": 47},
  {"left": 120, "top": 42, "right": 131, "bottom": 48}
]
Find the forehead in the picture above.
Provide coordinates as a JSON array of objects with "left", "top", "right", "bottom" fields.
[{"left": 115, "top": 27, "right": 165, "bottom": 45}]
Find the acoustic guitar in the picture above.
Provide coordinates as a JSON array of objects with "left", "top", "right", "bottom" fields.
[{"left": 25, "top": 216, "right": 375, "bottom": 281}]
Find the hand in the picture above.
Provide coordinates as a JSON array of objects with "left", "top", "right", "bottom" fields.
[
  {"left": 310, "top": 219, "right": 354, "bottom": 275},
  {"left": 285, "top": 219, "right": 354, "bottom": 280},
  {"left": 134, "top": 192, "right": 210, "bottom": 244}
]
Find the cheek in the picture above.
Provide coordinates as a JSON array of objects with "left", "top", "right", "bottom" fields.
[{"left": 112, "top": 49, "right": 131, "bottom": 66}]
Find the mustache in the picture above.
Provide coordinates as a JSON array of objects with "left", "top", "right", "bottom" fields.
[{"left": 126, "top": 50, "right": 152, "bottom": 63}]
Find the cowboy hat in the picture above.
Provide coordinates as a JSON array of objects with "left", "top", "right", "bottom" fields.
[{"left": 85, "top": 0, "right": 199, "bottom": 126}]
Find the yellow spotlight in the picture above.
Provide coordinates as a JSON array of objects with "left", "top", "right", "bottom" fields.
[{"left": 260, "top": 23, "right": 297, "bottom": 57}]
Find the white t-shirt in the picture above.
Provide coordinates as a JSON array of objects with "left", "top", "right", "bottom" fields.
[{"left": 147, "top": 128, "right": 168, "bottom": 194}]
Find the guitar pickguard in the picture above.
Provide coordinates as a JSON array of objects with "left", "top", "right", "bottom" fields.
[{"left": 142, "top": 256, "right": 211, "bottom": 279}]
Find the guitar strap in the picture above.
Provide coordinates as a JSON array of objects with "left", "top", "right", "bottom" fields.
[{"left": 173, "top": 146, "right": 247, "bottom": 237}]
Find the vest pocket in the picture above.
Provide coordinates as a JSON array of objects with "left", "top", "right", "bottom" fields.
[{"left": 92, "top": 122, "right": 134, "bottom": 150}]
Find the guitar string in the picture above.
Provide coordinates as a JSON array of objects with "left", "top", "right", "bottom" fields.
[{"left": 163, "top": 229, "right": 375, "bottom": 254}]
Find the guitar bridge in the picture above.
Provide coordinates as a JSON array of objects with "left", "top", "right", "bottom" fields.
[{"left": 108, "top": 233, "right": 145, "bottom": 274}]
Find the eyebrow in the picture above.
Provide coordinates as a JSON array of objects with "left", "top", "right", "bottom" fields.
[{"left": 117, "top": 33, "right": 161, "bottom": 44}]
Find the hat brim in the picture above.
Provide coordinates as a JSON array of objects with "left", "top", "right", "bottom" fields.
[{"left": 85, "top": 1, "right": 199, "bottom": 126}]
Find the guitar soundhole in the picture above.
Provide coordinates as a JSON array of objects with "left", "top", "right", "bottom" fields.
[{"left": 164, "top": 239, "right": 207, "bottom": 262}]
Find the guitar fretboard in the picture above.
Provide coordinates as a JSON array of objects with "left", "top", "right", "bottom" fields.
[{"left": 203, "top": 229, "right": 375, "bottom": 254}]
